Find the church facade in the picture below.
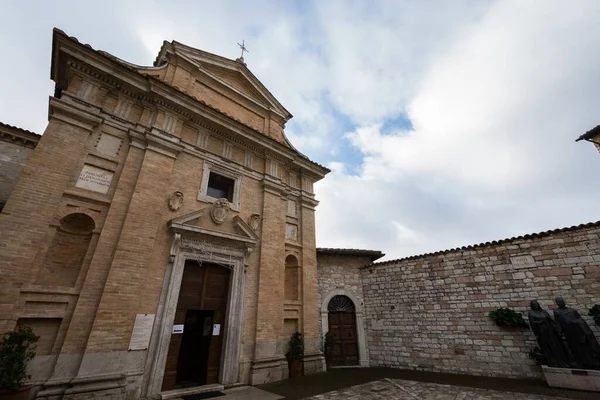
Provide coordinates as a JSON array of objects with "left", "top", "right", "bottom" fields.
[{"left": 0, "top": 29, "right": 328, "bottom": 399}]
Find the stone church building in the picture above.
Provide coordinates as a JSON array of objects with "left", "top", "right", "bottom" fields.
[
  {"left": 0, "top": 29, "right": 329, "bottom": 399},
  {"left": 2, "top": 28, "right": 600, "bottom": 400}
]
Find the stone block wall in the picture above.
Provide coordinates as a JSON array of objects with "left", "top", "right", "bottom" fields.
[
  {"left": 361, "top": 223, "right": 600, "bottom": 378},
  {"left": 317, "top": 250, "right": 384, "bottom": 367},
  {"left": 0, "top": 123, "right": 39, "bottom": 206}
]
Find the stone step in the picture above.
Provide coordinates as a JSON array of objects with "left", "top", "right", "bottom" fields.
[{"left": 159, "top": 383, "right": 225, "bottom": 399}]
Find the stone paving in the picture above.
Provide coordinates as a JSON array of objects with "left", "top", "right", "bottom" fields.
[{"left": 305, "top": 379, "right": 568, "bottom": 400}]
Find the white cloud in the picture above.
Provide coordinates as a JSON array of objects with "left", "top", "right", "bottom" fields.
[{"left": 315, "top": 0, "right": 600, "bottom": 259}]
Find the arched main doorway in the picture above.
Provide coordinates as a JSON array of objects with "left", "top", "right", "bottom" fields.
[{"left": 327, "top": 295, "right": 359, "bottom": 366}]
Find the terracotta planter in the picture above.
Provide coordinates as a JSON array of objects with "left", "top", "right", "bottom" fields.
[
  {"left": 288, "top": 359, "right": 303, "bottom": 378},
  {"left": 0, "top": 385, "right": 32, "bottom": 400}
]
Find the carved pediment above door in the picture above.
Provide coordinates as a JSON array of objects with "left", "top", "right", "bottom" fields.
[{"left": 168, "top": 209, "right": 259, "bottom": 246}]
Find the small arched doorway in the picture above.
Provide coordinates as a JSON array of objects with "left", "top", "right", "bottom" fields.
[{"left": 327, "top": 295, "right": 359, "bottom": 366}]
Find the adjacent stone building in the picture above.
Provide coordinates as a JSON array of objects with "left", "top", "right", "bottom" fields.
[
  {"left": 0, "top": 122, "right": 40, "bottom": 211},
  {"left": 316, "top": 248, "right": 383, "bottom": 368},
  {"left": 0, "top": 28, "right": 328, "bottom": 399}
]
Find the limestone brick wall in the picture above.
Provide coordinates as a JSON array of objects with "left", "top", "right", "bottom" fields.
[
  {"left": 317, "top": 254, "right": 370, "bottom": 313},
  {"left": 362, "top": 223, "right": 600, "bottom": 379},
  {"left": 317, "top": 252, "right": 378, "bottom": 367}
]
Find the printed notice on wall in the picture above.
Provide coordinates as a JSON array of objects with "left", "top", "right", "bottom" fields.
[
  {"left": 128, "top": 314, "right": 155, "bottom": 351},
  {"left": 76, "top": 164, "right": 114, "bottom": 194}
]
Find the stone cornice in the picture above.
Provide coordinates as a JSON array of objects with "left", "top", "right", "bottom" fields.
[
  {"left": 146, "top": 128, "right": 184, "bottom": 159},
  {"left": 262, "top": 176, "right": 286, "bottom": 196},
  {"left": 48, "top": 97, "right": 102, "bottom": 131}
]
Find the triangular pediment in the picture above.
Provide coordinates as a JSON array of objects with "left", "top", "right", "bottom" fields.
[
  {"left": 168, "top": 208, "right": 259, "bottom": 245},
  {"left": 200, "top": 64, "right": 268, "bottom": 106},
  {"left": 171, "top": 42, "right": 292, "bottom": 120}
]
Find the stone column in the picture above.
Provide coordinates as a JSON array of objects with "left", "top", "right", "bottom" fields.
[{"left": 251, "top": 176, "right": 286, "bottom": 384}]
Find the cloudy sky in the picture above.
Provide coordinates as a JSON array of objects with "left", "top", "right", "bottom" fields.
[{"left": 2, "top": 1, "right": 600, "bottom": 260}]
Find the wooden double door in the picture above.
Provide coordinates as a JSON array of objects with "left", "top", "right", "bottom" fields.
[
  {"left": 162, "top": 261, "right": 231, "bottom": 391},
  {"left": 327, "top": 295, "right": 359, "bottom": 366}
]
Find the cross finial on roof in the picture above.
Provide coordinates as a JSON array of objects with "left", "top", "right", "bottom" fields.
[{"left": 237, "top": 40, "right": 249, "bottom": 64}]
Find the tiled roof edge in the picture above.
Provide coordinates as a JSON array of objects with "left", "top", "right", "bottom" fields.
[
  {"left": 0, "top": 121, "right": 40, "bottom": 138},
  {"left": 365, "top": 221, "right": 600, "bottom": 269},
  {"left": 317, "top": 248, "right": 385, "bottom": 261},
  {"left": 576, "top": 125, "right": 600, "bottom": 142}
]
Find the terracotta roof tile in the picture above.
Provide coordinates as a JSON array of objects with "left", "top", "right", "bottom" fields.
[
  {"left": 364, "top": 221, "right": 600, "bottom": 269},
  {"left": 317, "top": 248, "right": 385, "bottom": 262},
  {"left": 0, "top": 121, "right": 40, "bottom": 138},
  {"left": 576, "top": 125, "right": 600, "bottom": 142}
]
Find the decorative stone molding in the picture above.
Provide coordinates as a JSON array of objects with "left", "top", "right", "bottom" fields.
[
  {"left": 146, "top": 128, "right": 184, "bottom": 159},
  {"left": 248, "top": 214, "right": 261, "bottom": 232},
  {"left": 144, "top": 217, "right": 255, "bottom": 396},
  {"left": 197, "top": 162, "right": 242, "bottom": 211},
  {"left": 211, "top": 198, "right": 230, "bottom": 225},
  {"left": 48, "top": 97, "right": 102, "bottom": 132},
  {"left": 168, "top": 191, "right": 184, "bottom": 211}
]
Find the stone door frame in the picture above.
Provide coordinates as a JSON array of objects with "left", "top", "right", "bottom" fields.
[
  {"left": 143, "top": 233, "right": 248, "bottom": 397},
  {"left": 320, "top": 289, "right": 369, "bottom": 367}
]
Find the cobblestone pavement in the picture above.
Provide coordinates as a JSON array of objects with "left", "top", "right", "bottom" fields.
[{"left": 305, "top": 379, "right": 568, "bottom": 400}]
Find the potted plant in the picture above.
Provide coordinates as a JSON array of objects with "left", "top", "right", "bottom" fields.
[
  {"left": 488, "top": 307, "right": 529, "bottom": 328},
  {"left": 323, "top": 331, "right": 335, "bottom": 370},
  {"left": 285, "top": 331, "right": 304, "bottom": 378},
  {"left": 0, "top": 325, "right": 38, "bottom": 400}
]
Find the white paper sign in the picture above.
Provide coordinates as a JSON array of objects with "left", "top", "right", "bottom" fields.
[
  {"left": 172, "top": 324, "right": 184, "bottom": 334},
  {"left": 128, "top": 314, "right": 155, "bottom": 351},
  {"left": 212, "top": 324, "right": 221, "bottom": 336}
]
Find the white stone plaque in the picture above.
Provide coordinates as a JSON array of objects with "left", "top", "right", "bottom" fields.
[
  {"left": 76, "top": 164, "right": 114, "bottom": 194},
  {"left": 212, "top": 324, "right": 221, "bottom": 336},
  {"left": 128, "top": 314, "right": 155, "bottom": 351},
  {"left": 510, "top": 255, "right": 536, "bottom": 269},
  {"left": 172, "top": 324, "right": 184, "bottom": 334}
]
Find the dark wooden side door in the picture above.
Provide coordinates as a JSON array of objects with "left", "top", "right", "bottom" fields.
[
  {"left": 328, "top": 311, "right": 359, "bottom": 366},
  {"left": 162, "top": 262, "right": 230, "bottom": 391}
]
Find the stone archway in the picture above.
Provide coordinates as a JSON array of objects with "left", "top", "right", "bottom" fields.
[{"left": 320, "top": 289, "right": 368, "bottom": 367}]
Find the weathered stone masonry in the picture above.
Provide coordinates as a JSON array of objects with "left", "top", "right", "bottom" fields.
[{"left": 361, "top": 222, "right": 600, "bottom": 379}]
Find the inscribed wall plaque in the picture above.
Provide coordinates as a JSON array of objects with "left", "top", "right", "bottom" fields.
[
  {"left": 128, "top": 314, "right": 155, "bottom": 351},
  {"left": 510, "top": 255, "right": 536, "bottom": 269},
  {"left": 76, "top": 164, "right": 113, "bottom": 194}
]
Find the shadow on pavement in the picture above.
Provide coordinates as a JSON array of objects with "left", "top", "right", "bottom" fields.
[{"left": 258, "top": 367, "right": 600, "bottom": 400}]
